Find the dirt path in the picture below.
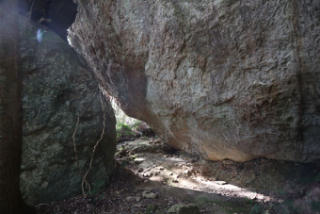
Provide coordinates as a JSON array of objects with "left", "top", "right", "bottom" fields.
[{"left": 37, "top": 137, "right": 320, "bottom": 214}]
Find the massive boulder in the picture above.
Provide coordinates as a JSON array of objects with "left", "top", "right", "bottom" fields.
[
  {"left": 68, "top": 0, "right": 320, "bottom": 162},
  {"left": 20, "top": 17, "right": 116, "bottom": 204}
]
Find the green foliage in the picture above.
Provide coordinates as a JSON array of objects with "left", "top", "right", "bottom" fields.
[
  {"left": 116, "top": 122, "right": 136, "bottom": 141},
  {"left": 116, "top": 122, "right": 132, "bottom": 132}
]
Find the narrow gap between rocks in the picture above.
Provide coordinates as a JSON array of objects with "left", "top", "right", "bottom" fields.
[
  {"left": 38, "top": 101, "right": 320, "bottom": 214},
  {"left": 10, "top": 1, "right": 320, "bottom": 214}
]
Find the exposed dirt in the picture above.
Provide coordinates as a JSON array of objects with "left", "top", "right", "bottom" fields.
[{"left": 36, "top": 136, "right": 320, "bottom": 214}]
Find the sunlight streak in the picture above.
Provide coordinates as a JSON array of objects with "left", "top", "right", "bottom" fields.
[{"left": 164, "top": 174, "right": 275, "bottom": 202}]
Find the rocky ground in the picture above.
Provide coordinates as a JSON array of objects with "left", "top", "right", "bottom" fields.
[{"left": 36, "top": 135, "right": 320, "bottom": 214}]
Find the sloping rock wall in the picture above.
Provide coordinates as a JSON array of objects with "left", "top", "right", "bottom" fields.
[
  {"left": 20, "top": 18, "right": 116, "bottom": 204},
  {"left": 68, "top": 0, "right": 320, "bottom": 162}
]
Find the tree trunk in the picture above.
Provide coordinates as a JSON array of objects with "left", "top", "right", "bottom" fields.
[{"left": 0, "top": 0, "right": 24, "bottom": 213}]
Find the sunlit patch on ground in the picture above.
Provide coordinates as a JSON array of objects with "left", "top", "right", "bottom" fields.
[
  {"left": 37, "top": 136, "right": 320, "bottom": 214},
  {"left": 116, "top": 138, "right": 276, "bottom": 203}
]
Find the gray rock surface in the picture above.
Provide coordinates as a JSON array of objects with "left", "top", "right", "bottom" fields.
[
  {"left": 68, "top": 0, "right": 320, "bottom": 162},
  {"left": 20, "top": 18, "right": 116, "bottom": 204}
]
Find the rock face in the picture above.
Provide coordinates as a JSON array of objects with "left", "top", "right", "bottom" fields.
[
  {"left": 69, "top": 0, "right": 320, "bottom": 162},
  {"left": 20, "top": 18, "right": 116, "bottom": 204}
]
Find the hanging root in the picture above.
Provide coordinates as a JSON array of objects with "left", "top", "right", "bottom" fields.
[
  {"left": 81, "top": 93, "right": 106, "bottom": 197},
  {"left": 72, "top": 113, "right": 80, "bottom": 171}
]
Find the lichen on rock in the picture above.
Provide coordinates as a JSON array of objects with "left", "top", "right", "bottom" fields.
[{"left": 19, "top": 17, "right": 116, "bottom": 204}]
